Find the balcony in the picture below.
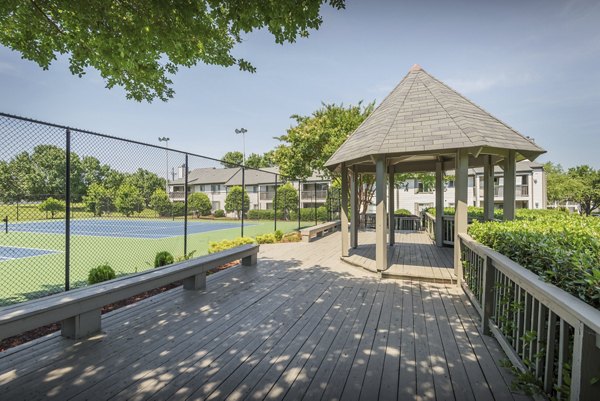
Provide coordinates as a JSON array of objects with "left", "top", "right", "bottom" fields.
[
  {"left": 301, "top": 190, "right": 328, "bottom": 200},
  {"left": 478, "top": 184, "right": 529, "bottom": 198},
  {"left": 259, "top": 192, "right": 275, "bottom": 200}
]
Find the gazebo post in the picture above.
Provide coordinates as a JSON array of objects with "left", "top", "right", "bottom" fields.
[
  {"left": 388, "top": 169, "right": 395, "bottom": 246},
  {"left": 503, "top": 150, "right": 516, "bottom": 221},
  {"left": 483, "top": 155, "right": 495, "bottom": 221},
  {"left": 435, "top": 160, "right": 444, "bottom": 247},
  {"left": 350, "top": 165, "right": 358, "bottom": 249},
  {"left": 454, "top": 149, "right": 469, "bottom": 279},
  {"left": 375, "top": 156, "right": 388, "bottom": 272},
  {"left": 340, "top": 162, "right": 349, "bottom": 257}
]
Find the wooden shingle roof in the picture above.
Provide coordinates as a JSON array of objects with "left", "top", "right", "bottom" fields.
[{"left": 325, "top": 65, "right": 545, "bottom": 168}]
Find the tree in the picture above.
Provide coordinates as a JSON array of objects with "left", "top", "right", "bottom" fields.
[
  {"left": 221, "top": 151, "right": 244, "bottom": 168},
  {"left": 275, "top": 183, "right": 298, "bottom": 220},
  {"left": 0, "top": 1, "right": 345, "bottom": 102},
  {"left": 38, "top": 197, "right": 65, "bottom": 219},
  {"left": 274, "top": 102, "right": 375, "bottom": 216},
  {"left": 149, "top": 188, "right": 171, "bottom": 217},
  {"left": 0, "top": 161, "right": 19, "bottom": 203},
  {"left": 124, "top": 169, "right": 166, "bottom": 207},
  {"left": 83, "top": 182, "right": 113, "bottom": 216},
  {"left": 188, "top": 192, "right": 212, "bottom": 216},
  {"left": 225, "top": 186, "right": 249, "bottom": 219},
  {"left": 245, "top": 152, "right": 277, "bottom": 169},
  {"left": 545, "top": 162, "right": 571, "bottom": 207},
  {"left": 115, "top": 183, "right": 144, "bottom": 217},
  {"left": 567, "top": 165, "right": 600, "bottom": 216}
]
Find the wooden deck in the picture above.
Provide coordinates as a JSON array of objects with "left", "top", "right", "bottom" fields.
[
  {"left": 0, "top": 233, "right": 529, "bottom": 401},
  {"left": 341, "top": 231, "right": 457, "bottom": 283}
]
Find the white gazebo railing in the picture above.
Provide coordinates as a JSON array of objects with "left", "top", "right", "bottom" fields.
[{"left": 458, "top": 233, "right": 600, "bottom": 401}]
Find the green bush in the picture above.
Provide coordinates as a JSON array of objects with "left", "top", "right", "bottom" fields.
[
  {"left": 38, "top": 197, "right": 65, "bottom": 219},
  {"left": 274, "top": 230, "right": 284, "bottom": 241},
  {"left": 208, "top": 237, "right": 255, "bottom": 254},
  {"left": 171, "top": 202, "right": 185, "bottom": 217},
  {"left": 154, "top": 251, "right": 175, "bottom": 268},
  {"left": 394, "top": 208, "right": 413, "bottom": 216},
  {"left": 468, "top": 212, "right": 600, "bottom": 309},
  {"left": 256, "top": 233, "right": 277, "bottom": 244},
  {"left": 247, "top": 209, "right": 284, "bottom": 220},
  {"left": 213, "top": 209, "right": 225, "bottom": 218},
  {"left": 290, "top": 207, "right": 329, "bottom": 222},
  {"left": 88, "top": 264, "right": 116, "bottom": 285}
]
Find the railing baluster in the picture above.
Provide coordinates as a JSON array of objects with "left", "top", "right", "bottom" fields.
[
  {"left": 482, "top": 256, "right": 495, "bottom": 335},
  {"left": 536, "top": 302, "right": 548, "bottom": 380},
  {"left": 544, "top": 311, "right": 557, "bottom": 394},
  {"left": 557, "top": 318, "right": 569, "bottom": 400}
]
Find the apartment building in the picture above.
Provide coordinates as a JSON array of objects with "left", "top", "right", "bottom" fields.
[
  {"left": 168, "top": 166, "right": 330, "bottom": 215},
  {"left": 391, "top": 160, "right": 546, "bottom": 215}
]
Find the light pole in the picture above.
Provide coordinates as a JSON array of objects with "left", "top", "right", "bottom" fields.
[
  {"left": 158, "top": 137, "right": 170, "bottom": 194},
  {"left": 234, "top": 128, "right": 247, "bottom": 165}
]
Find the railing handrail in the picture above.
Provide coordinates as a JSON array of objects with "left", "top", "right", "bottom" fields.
[{"left": 458, "top": 232, "right": 600, "bottom": 334}]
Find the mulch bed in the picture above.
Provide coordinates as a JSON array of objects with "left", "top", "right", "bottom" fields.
[{"left": 0, "top": 260, "right": 240, "bottom": 352}]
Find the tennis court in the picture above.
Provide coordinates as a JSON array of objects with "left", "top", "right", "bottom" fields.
[
  {"left": 0, "top": 245, "right": 59, "bottom": 262},
  {"left": 6, "top": 218, "right": 245, "bottom": 239}
]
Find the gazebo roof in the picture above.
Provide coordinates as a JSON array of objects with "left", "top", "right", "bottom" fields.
[{"left": 325, "top": 65, "right": 545, "bottom": 170}]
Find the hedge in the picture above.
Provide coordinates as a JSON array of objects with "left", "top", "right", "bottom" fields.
[
  {"left": 394, "top": 208, "right": 413, "bottom": 216},
  {"left": 468, "top": 212, "right": 600, "bottom": 309},
  {"left": 246, "top": 207, "right": 331, "bottom": 222},
  {"left": 208, "top": 237, "right": 255, "bottom": 254}
]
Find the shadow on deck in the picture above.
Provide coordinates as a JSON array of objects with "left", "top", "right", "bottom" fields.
[{"left": 0, "top": 233, "right": 529, "bottom": 401}]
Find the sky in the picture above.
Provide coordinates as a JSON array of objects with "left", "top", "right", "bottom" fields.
[{"left": 0, "top": 0, "right": 599, "bottom": 169}]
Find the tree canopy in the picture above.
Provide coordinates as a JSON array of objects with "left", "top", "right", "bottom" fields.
[
  {"left": 544, "top": 162, "right": 600, "bottom": 215},
  {"left": 224, "top": 186, "right": 249, "bottom": 219},
  {"left": 220, "top": 151, "right": 244, "bottom": 168},
  {"left": 0, "top": 1, "right": 345, "bottom": 102}
]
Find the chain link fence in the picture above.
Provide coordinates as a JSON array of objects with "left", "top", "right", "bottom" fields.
[{"left": 0, "top": 112, "right": 341, "bottom": 306}]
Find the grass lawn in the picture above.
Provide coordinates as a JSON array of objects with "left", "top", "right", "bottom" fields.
[{"left": 0, "top": 217, "right": 314, "bottom": 306}]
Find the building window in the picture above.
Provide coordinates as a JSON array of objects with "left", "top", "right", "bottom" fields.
[
  {"left": 415, "top": 180, "right": 433, "bottom": 194},
  {"left": 446, "top": 180, "right": 455, "bottom": 188},
  {"left": 212, "top": 201, "right": 220, "bottom": 210}
]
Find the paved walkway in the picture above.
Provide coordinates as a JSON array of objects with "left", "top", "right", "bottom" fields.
[{"left": 0, "top": 233, "right": 529, "bottom": 401}]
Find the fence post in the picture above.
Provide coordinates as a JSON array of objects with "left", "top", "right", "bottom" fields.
[
  {"left": 65, "top": 128, "right": 71, "bottom": 291},
  {"left": 274, "top": 174, "right": 278, "bottom": 231},
  {"left": 241, "top": 167, "right": 245, "bottom": 237},
  {"left": 314, "top": 183, "right": 317, "bottom": 225},
  {"left": 298, "top": 180, "right": 301, "bottom": 230},
  {"left": 481, "top": 255, "right": 495, "bottom": 335},
  {"left": 183, "top": 154, "right": 189, "bottom": 256}
]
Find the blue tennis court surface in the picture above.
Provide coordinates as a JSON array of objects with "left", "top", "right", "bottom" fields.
[
  {"left": 7, "top": 219, "right": 245, "bottom": 239},
  {"left": 0, "top": 246, "right": 59, "bottom": 261}
]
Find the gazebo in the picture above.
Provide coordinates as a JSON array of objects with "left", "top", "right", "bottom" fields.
[{"left": 325, "top": 64, "right": 546, "bottom": 275}]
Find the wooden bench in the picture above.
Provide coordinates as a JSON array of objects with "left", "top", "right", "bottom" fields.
[
  {"left": 300, "top": 220, "right": 341, "bottom": 242},
  {"left": 0, "top": 244, "right": 259, "bottom": 341}
]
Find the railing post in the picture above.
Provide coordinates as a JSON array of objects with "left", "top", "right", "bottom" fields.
[
  {"left": 314, "top": 183, "right": 318, "bottom": 225},
  {"left": 481, "top": 255, "right": 495, "bottom": 335},
  {"left": 571, "top": 322, "right": 600, "bottom": 401},
  {"left": 183, "top": 154, "right": 189, "bottom": 255},
  {"left": 65, "top": 128, "right": 71, "bottom": 291}
]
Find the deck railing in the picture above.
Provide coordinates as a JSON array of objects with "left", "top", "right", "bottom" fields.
[
  {"left": 423, "top": 212, "right": 455, "bottom": 245},
  {"left": 394, "top": 215, "right": 421, "bottom": 231},
  {"left": 458, "top": 233, "right": 600, "bottom": 401}
]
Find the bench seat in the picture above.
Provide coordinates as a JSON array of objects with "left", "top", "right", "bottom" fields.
[
  {"left": 0, "top": 244, "right": 259, "bottom": 340},
  {"left": 300, "top": 220, "right": 341, "bottom": 242}
]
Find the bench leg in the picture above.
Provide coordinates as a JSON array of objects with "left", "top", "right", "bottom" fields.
[
  {"left": 183, "top": 272, "right": 206, "bottom": 291},
  {"left": 242, "top": 253, "right": 257, "bottom": 266},
  {"left": 61, "top": 309, "right": 101, "bottom": 339}
]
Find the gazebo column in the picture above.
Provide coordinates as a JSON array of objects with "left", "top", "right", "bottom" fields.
[
  {"left": 340, "top": 162, "right": 349, "bottom": 257},
  {"left": 388, "top": 169, "right": 395, "bottom": 246},
  {"left": 454, "top": 149, "right": 469, "bottom": 279},
  {"left": 503, "top": 150, "right": 516, "bottom": 221},
  {"left": 435, "top": 160, "right": 444, "bottom": 247},
  {"left": 375, "top": 156, "right": 388, "bottom": 272},
  {"left": 350, "top": 166, "right": 358, "bottom": 249},
  {"left": 483, "top": 155, "right": 495, "bottom": 221}
]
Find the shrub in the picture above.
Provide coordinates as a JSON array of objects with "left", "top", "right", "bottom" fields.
[
  {"left": 468, "top": 212, "right": 600, "bottom": 309},
  {"left": 171, "top": 202, "right": 185, "bottom": 217},
  {"left": 149, "top": 188, "right": 171, "bottom": 217},
  {"left": 247, "top": 209, "right": 284, "bottom": 220},
  {"left": 154, "top": 251, "right": 175, "bottom": 268},
  {"left": 290, "top": 207, "right": 329, "bottom": 222},
  {"left": 394, "top": 208, "right": 413, "bottom": 216},
  {"left": 188, "top": 192, "right": 212, "bottom": 216},
  {"left": 88, "top": 264, "right": 116, "bottom": 285},
  {"left": 274, "top": 230, "right": 284, "bottom": 241},
  {"left": 256, "top": 233, "right": 277, "bottom": 244},
  {"left": 281, "top": 231, "right": 302, "bottom": 243},
  {"left": 208, "top": 237, "right": 255, "bottom": 254},
  {"left": 213, "top": 209, "right": 225, "bottom": 218}
]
